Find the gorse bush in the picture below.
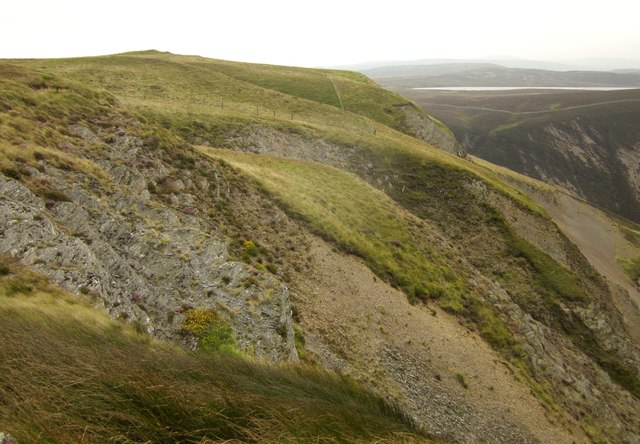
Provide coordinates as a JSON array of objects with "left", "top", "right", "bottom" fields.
[
  {"left": 182, "top": 308, "right": 239, "bottom": 354},
  {"left": 242, "top": 239, "right": 258, "bottom": 256}
]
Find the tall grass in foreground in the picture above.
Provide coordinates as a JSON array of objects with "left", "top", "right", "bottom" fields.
[{"left": 0, "top": 258, "right": 429, "bottom": 443}]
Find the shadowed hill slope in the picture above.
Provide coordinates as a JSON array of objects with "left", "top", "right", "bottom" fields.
[{"left": 394, "top": 87, "right": 640, "bottom": 223}]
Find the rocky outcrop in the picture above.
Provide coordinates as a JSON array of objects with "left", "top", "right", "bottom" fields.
[
  {"left": 220, "top": 124, "right": 354, "bottom": 169},
  {"left": 214, "top": 110, "right": 466, "bottom": 166},
  {"left": 396, "top": 104, "right": 467, "bottom": 157},
  {"left": 473, "top": 272, "right": 640, "bottom": 442},
  {"left": 0, "top": 125, "right": 297, "bottom": 362},
  {"left": 465, "top": 180, "right": 640, "bottom": 442}
]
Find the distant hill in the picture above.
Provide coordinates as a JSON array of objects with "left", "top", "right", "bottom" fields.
[
  {"left": 361, "top": 62, "right": 500, "bottom": 78},
  {"left": 614, "top": 68, "right": 640, "bottom": 74},
  {"left": 367, "top": 63, "right": 640, "bottom": 87},
  {"left": 336, "top": 56, "right": 640, "bottom": 72}
]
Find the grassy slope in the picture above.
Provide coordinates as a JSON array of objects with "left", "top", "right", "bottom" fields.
[
  {"left": 5, "top": 50, "right": 631, "bottom": 364},
  {"left": 13, "top": 51, "right": 413, "bottom": 136},
  {"left": 200, "top": 148, "right": 465, "bottom": 303},
  {"left": 0, "top": 257, "right": 427, "bottom": 443},
  {"left": 8, "top": 51, "right": 544, "bottom": 214},
  {"left": 200, "top": 148, "right": 520, "bottom": 358},
  {"left": 3, "top": 52, "right": 639, "bottom": 438}
]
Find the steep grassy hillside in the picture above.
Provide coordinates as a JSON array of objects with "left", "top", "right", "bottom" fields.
[
  {"left": 12, "top": 50, "right": 462, "bottom": 155},
  {"left": 200, "top": 148, "right": 466, "bottom": 305},
  {"left": 2, "top": 52, "right": 640, "bottom": 442},
  {"left": 0, "top": 257, "right": 426, "bottom": 443},
  {"left": 12, "top": 51, "right": 409, "bottom": 134}
]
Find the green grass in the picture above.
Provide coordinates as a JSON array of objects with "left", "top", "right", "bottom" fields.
[
  {"left": 489, "top": 119, "right": 524, "bottom": 136},
  {"left": 182, "top": 308, "right": 240, "bottom": 354},
  {"left": 201, "top": 148, "right": 464, "bottom": 304},
  {"left": 454, "top": 373, "right": 468, "bottom": 389},
  {"left": 4, "top": 51, "right": 638, "bottom": 438},
  {"left": 185, "top": 56, "right": 343, "bottom": 108},
  {"left": 9, "top": 52, "right": 410, "bottom": 138},
  {"left": 201, "top": 148, "right": 522, "bottom": 361},
  {"left": 0, "top": 257, "right": 429, "bottom": 443},
  {"left": 619, "top": 256, "right": 640, "bottom": 284},
  {"left": 487, "top": 206, "right": 588, "bottom": 306},
  {"left": 507, "top": 234, "right": 587, "bottom": 303}
]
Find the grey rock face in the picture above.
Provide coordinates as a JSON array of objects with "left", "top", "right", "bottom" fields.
[
  {"left": 397, "top": 104, "right": 467, "bottom": 157},
  {"left": 221, "top": 124, "right": 355, "bottom": 169},
  {"left": 0, "top": 126, "right": 297, "bottom": 362},
  {"left": 475, "top": 275, "right": 640, "bottom": 441}
]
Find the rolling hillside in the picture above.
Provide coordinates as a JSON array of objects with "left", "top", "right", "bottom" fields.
[{"left": 1, "top": 51, "right": 639, "bottom": 442}]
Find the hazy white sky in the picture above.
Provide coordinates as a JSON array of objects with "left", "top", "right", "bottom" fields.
[{"left": 1, "top": 0, "right": 639, "bottom": 67}]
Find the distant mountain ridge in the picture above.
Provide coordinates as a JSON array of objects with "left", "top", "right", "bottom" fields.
[
  {"left": 365, "top": 63, "right": 640, "bottom": 88},
  {"left": 335, "top": 56, "right": 640, "bottom": 72}
]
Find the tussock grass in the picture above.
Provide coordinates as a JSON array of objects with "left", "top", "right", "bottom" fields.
[
  {"left": 0, "top": 257, "right": 429, "bottom": 443},
  {"left": 0, "top": 63, "right": 116, "bottom": 145},
  {"left": 0, "top": 142, "right": 110, "bottom": 185},
  {"left": 0, "top": 63, "right": 119, "bottom": 189}
]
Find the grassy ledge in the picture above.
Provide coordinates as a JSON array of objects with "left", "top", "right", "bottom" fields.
[{"left": 200, "top": 147, "right": 464, "bottom": 303}]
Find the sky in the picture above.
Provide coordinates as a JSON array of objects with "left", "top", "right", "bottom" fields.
[{"left": 1, "top": 0, "right": 639, "bottom": 67}]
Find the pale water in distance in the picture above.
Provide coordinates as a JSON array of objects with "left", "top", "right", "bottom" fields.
[{"left": 414, "top": 87, "right": 639, "bottom": 91}]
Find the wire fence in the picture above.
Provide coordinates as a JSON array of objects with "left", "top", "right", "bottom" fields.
[{"left": 120, "top": 89, "right": 378, "bottom": 137}]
